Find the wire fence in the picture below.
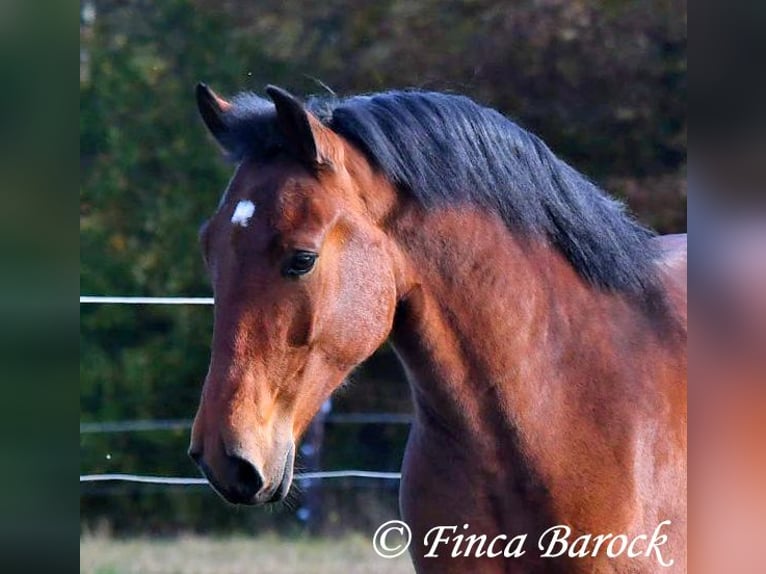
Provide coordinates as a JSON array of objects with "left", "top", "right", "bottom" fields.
[
  {"left": 81, "top": 295, "right": 214, "bottom": 305},
  {"left": 80, "top": 470, "right": 401, "bottom": 485},
  {"left": 80, "top": 294, "right": 408, "bottom": 488},
  {"left": 81, "top": 413, "right": 412, "bottom": 434}
]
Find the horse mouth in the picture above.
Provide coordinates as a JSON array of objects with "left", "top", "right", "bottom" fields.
[{"left": 269, "top": 442, "right": 296, "bottom": 503}]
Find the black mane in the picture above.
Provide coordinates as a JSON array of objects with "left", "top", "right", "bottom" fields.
[{"left": 219, "top": 90, "right": 659, "bottom": 296}]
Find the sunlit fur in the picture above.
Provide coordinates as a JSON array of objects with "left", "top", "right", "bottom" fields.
[{"left": 191, "top": 85, "right": 687, "bottom": 574}]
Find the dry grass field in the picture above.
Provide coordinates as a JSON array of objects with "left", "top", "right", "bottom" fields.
[{"left": 80, "top": 533, "right": 416, "bottom": 574}]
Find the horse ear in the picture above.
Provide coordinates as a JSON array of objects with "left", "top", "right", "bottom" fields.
[
  {"left": 196, "top": 82, "right": 232, "bottom": 146},
  {"left": 266, "top": 85, "right": 321, "bottom": 166}
]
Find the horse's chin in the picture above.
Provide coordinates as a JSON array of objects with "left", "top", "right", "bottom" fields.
[{"left": 214, "top": 484, "right": 286, "bottom": 507}]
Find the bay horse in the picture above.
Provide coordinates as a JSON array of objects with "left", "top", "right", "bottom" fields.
[{"left": 188, "top": 84, "right": 687, "bottom": 573}]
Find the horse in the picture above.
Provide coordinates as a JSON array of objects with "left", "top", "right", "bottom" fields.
[{"left": 188, "top": 83, "right": 687, "bottom": 573}]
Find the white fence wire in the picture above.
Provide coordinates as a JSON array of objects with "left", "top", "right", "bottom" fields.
[
  {"left": 80, "top": 294, "right": 407, "bottom": 486},
  {"left": 80, "top": 413, "right": 412, "bottom": 434},
  {"left": 81, "top": 296, "right": 214, "bottom": 305},
  {"left": 80, "top": 471, "right": 401, "bottom": 485}
]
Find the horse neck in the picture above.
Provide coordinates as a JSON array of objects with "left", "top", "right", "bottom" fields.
[{"left": 386, "top": 203, "right": 664, "bottom": 458}]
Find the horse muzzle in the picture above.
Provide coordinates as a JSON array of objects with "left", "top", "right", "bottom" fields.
[{"left": 189, "top": 441, "right": 295, "bottom": 506}]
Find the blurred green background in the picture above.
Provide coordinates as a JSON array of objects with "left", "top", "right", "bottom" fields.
[{"left": 80, "top": 0, "right": 686, "bottom": 540}]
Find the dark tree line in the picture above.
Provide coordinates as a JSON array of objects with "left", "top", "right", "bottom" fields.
[{"left": 80, "top": 0, "right": 685, "bottom": 533}]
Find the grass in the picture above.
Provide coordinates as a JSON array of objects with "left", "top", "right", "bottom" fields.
[{"left": 80, "top": 533, "right": 416, "bottom": 574}]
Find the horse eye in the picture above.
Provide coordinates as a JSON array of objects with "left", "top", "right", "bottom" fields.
[{"left": 282, "top": 250, "right": 318, "bottom": 277}]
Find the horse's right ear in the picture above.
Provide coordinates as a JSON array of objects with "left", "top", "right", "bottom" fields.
[{"left": 196, "top": 83, "right": 232, "bottom": 146}]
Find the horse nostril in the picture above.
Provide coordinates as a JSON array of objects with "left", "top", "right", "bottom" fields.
[{"left": 228, "top": 454, "right": 263, "bottom": 499}]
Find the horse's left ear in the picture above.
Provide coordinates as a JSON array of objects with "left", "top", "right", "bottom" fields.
[
  {"left": 266, "top": 85, "right": 333, "bottom": 168},
  {"left": 196, "top": 83, "right": 232, "bottom": 148}
]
